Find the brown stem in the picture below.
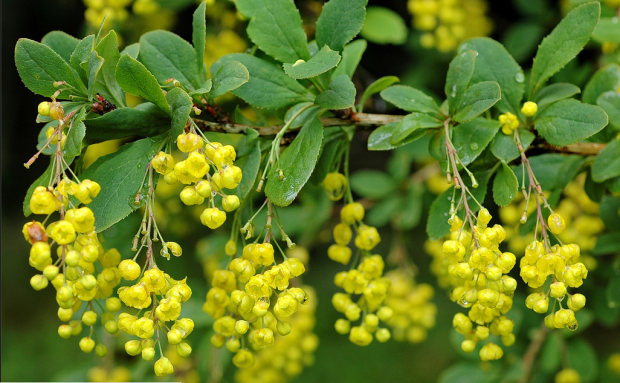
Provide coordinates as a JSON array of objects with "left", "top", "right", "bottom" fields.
[{"left": 519, "top": 323, "right": 550, "bottom": 383}]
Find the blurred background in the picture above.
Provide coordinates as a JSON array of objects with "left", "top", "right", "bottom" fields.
[{"left": 3, "top": 0, "right": 620, "bottom": 382}]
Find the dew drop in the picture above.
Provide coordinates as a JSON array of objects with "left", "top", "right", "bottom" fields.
[
  {"left": 470, "top": 143, "right": 479, "bottom": 150},
  {"left": 515, "top": 72, "right": 525, "bottom": 83}
]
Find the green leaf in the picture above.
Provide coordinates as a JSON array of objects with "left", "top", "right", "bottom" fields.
[
  {"left": 15, "top": 38, "right": 81, "bottom": 98},
  {"left": 608, "top": 276, "right": 620, "bottom": 308},
  {"left": 493, "top": 162, "right": 519, "bottom": 206},
  {"left": 597, "top": 91, "right": 620, "bottom": 129},
  {"left": 190, "top": 79, "right": 213, "bottom": 96},
  {"left": 490, "top": 129, "right": 535, "bottom": 162},
  {"left": 121, "top": 43, "right": 140, "bottom": 59},
  {"left": 502, "top": 22, "right": 546, "bottom": 63},
  {"left": 193, "top": 2, "right": 207, "bottom": 78},
  {"left": 601, "top": 196, "right": 620, "bottom": 230},
  {"left": 70, "top": 35, "right": 95, "bottom": 85},
  {"left": 315, "top": 74, "right": 356, "bottom": 110},
  {"left": 284, "top": 102, "right": 325, "bottom": 129},
  {"left": 540, "top": 333, "right": 562, "bottom": 373},
  {"left": 80, "top": 135, "right": 167, "bottom": 232},
  {"left": 452, "top": 118, "right": 500, "bottom": 165},
  {"left": 87, "top": 51, "right": 104, "bottom": 100},
  {"left": 367, "top": 198, "right": 402, "bottom": 228},
  {"left": 446, "top": 50, "right": 476, "bottom": 114},
  {"left": 513, "top": 153, "right": 585, "bottom": 191},
  {"left": 529, "top": 2, "right": 601, "bottom": 96},
  {"left": 265, "top": 117, "right": 323, "bottom": 206},
  {"left": 391, "top": 113, "right": 443, "bottom": 144},
  {"left": 359, "top": 76, "right": 399, "bottom": 112},
  {"left": 584, "top": 170, "right": 604, "bottom": 203},
  {"left": 210, "top": 60, "right": 250, "bottom": 98},
  {"left": 309, "top": 133, "right": 344, "bottom": 185},
  {"left": 332, "top": 39, "right": 367, "bottom": 78},
  {"left": 381, "top": 85, "right": 441, "bottom": 115},
  {"left": 350, "top": 170, "right": 397, "bottom": 199},
  {"left": 582, "top": 64, "right": 620, "bottom": 104},
  {"left": 459, "top": 37, "right": 525, "bottom": 116},
  {"left": 23, "top": 156, "right": 74, "bottom": 217},
  {"left": 533, "top": 83, "right": 582, "bottom": 111},
  {"left": 64, "top": 108, "right": 87, "bottom": 157},
  {"left": 138, "top": 30, "right": 203, "bottom": 90},
  {"left": 535, "top": 99, "right": 608, "bottom": 146},
  {"left": 84, "top": 103, "right": 170, "bottom": 143},
  {"left": 453, "top": 81, "right": 501, "bottom": 122},
  {"left": 593, "top": 233, "right": 620, "bottom": 255},
  {"left": 93, "top": 30, "right": 126, "bottom": 107},
  {"left": 234, "top": 143, "right": 261, "bottom": 201},
  {"left": 166, "top": 88, "right": 193, "bottom": 138},
  {"left": 211, "top": 53, "right": 311, "bottom": 109},
  {"left": 592, "top": 17, "right": 620, "bottom": 43},
  {"left": 568, "top": 338, "right": 599, "bottom": 383},
  {"left": 283, "top": 45, "right": 341, "bottom": 80},
  {"left": 235, "top": 0, "right": 309, "bottom": 63},
  {"left": 438, "top": 362, "right": 501, "bottom": 383},
  {"left": 393, "top": 182, "right": 424, "bottom": 230},
  {"left": 360, "top": 6, "right": 407, "bottom": 45},
  {"left": 116, "top": 54, "right": 170, "bottom": 114},
  {"left": 592, "top": 138, "right": 620, "bottom": 182},
  {"left": 315, "top": 0, "right": 367, "bottom": 52},
  {"left": 42, "top": 31, "right": 79, "bottom": 64},
  {"left": 593, "top": 288, "right": 620, "bottom": 326},
  {"left": 368, "top": 122, "right": 427, "bottom": 151}
]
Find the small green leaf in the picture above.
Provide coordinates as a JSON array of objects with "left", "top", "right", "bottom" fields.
[
  {"left": 490, "top": 129, "right": 535, "bottom": 162},
  {"left": 166, "top": 88, "right": 193, "bottom": 138},
  {"left": 358, "top": 76, "right": 399, "bottom": 112},
  {"left": 193, "top": 2, "right": 207, "bottom": 77},
  {"left": 502, "top": 22, "right": 545, "bottom": 63},
  {"left": 121, "top": 43, "right": 140, "bottom": 59},
  {"left": 593, "top": 233, "right": 620, "bottom": 255},
  {"left": 391, "top": 113, "right": 443, "bottom": 144},
  {"left": 84, "top": 103, "right": 170, "bottom": 143},
  {"left": 438, "top": 362, "right": 501, "bottom": 383},
  {"left": 513, "top": 153, "right": 585, "bottom": 191},
  {"left": 138, "top": 30, "right": 203, "bottom": 90},
  {"left": 592, "top": 138, "right": 620, "bottom": 182},
  {"left": 42, "top": 31, "right": 79, "bottom": 64},
  {"left": 15, "top": 38, "right": 81, "bottom": 98},
  {"left": 23, "top": 156, "right": 74, "bottom": 217},
  {"left": 535, "top": 99, "right": 608, "bottom": 146},
  {"left": 80, "top": 135, "right": 167, "bottom": 232},
  {"left": 350, "top": 170, "right": 397, "bottom": 199},
  {"left": 600, "top": 196, "right": 620, "bottom": 231},
  {"left": 594, "top": 288, "right": 620, "bottom": 326},
  {"left": 234, "top": 142, "right": 261, "bottom": 201},
  {"left": 70, "top": 35, "right": 95, "bottom": 85},
  {"left": 360, "top": 6, "right": 407, "bottom": 45},
  {"left": 189, "top": 79, "right": 213, "bottom": 96},
  {"left": 368, "top": 123, "right": 427, "bottom": 151},
  {"left": 582, "top": 64, "right": 620, "bottom": 104},
  {"left": 393, "top": 182, "right": 424, "bottom": 230},
  {"left": 493, "top": 162, "right": 519, "bottom": 206},
  {"left": 597, "top": 91, "right": 620, "bottom": 129},
  {"left": 315, "top": 0, "right": 367, "bottom": 52},
  {"left": 315, "top": 74, "right": 356, "bottom": 110},
  {"left": 87, "top": 51, "right": 104, "bottom": 100},
  {"left": 211, "top": 53, "right": 311, "bottom": 109},
  {"left": 332, "top": 39, "right": 367, "bottom": 78},
  {"left": 93, "top": 30, "right": 126, "bottom": 107},
  {"left": 459, "top": 37, "right": 524, "bottom": 116},
  {"left": 534, "top": 83, "right": 581, "bottom": 110},
  {"left": 381, "top": 85, "right": 441, "bottom": 115},
  {"left": 446, "top": 50, "right": 476, "bottom": 114},
  {"left": 529, "top": 2, "right": 601, "bottom": 96},
  {"left": 567, "top": 338, "right": 599, "bottom": 383},
  {"left": 265, "top": 117, "right": 323, "bottom": 206},
  {"left": 453, "top": 81, "right": 501, "bottom": 122},
  {"left": 592, "top": 17, "right": 620, "bottom": 43},
  {"left": 210, "top": 60, "right": 250, "bottom": 98},
  {"left": 235, "top": 0, "right": 309, "bottom": 63},
  {"left": 540, "top": 333, "right": 562, "bottom": 373},
  {"left": 608, "top": 276, "right": 620, "bottom": 308},
  {"left": 116, "top": 54, "right": 170, "bottom": 114},
  {"left": 451, "top": 118, "right": 500, "bottom": 165},
  {"left": 64, "top": 108, "right": 87, "bottom": 157},
  {"left": 367, "top": 198, "right": 402, "bottom": 228},
  {"left": 584, "top": 170, "right": 604, "bottom": 203},
  {"left": 283, "top": 45, "right": 341, "bottom": 80}
]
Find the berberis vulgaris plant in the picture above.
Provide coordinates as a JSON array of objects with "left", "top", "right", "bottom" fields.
[{"left": 14, "top": 0, "right": 620, "bottom": 382}]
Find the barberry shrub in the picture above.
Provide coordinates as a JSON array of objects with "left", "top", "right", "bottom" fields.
[{"left": 11, "top": 0, "right": 620, "bottom": 382}]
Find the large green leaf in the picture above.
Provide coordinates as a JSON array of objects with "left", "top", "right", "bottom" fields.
[
  {"left": 529, "top": 2, "right": 601, "bottom": 96},
  {"left": 234, "top": 142, "right": 262, "bottom": 201},
  {"left": 358, "top": 76, "right": 399, "bottom": 112},
  {"left": 138, "top": 30, "right": 203, "bottom": 90},
  {"left": 93, "top": 30, "right": 126, "bottom": 107},
  {"left": 582, "top": 64, "right": 620, "bottom": 105},
  {"left": 80, "top": 135, "right": 168, "bottom": 232},
  {"left": 42, "top": 31, "right": 79, "bottom": 64},
  {"left": 446, "top": 50, "right": 476, "bottom": 114},
  {"left": 592, "top": 17, "right": 620, "bottom": 43},
  {"left": 86, "top": 51, "right": 104, "bottom": 100},
  {"left": 193, "top": 2, "right": 207, "bottom": 78},
  {"left": 315, "top": 0, "right": 367, "bottom": 52},
  {"left": 70, "top": 35, "right": 95, "bottom": 85},
  {"left": 283, "top": 46, "right": 341, "bottom": 79},
  {"left": 116, "top": 54, "right": 170, "bottom": 114},
  {"left": 533, "top": 83, "right": 581, "bottom": 110},
  {"left": 235, "top": 0, "right": 309, "bottom": 63},
  {"left": 490, "top": 129, "right": 535, "bottom": 162},
  {"left": 535, "top": 99, "right": 608, "bottom": 146},
  {"left": 359, "top": 6, "right": 407, "bottom": 45},
  {"left": 459, "top": 37, "right": 524, "bottom": 116},
  {"left": 592, "top": 138, "right": 620, "bottom": 182},
  {"left": 309, "top": 131, "right": 345, "bottom": 185},
  {"left": 513, "top": 153, "right": 585, "bottom": 191},
  {"left": 265, "top": 117, "right": 323, "bottom": 206},
  {"left": 451, "top": 118, "right": 500, "bottom": 165},
  {"left": 597, "top": 91, "right": 620, "bottom": 129},
  {"left": 166, "top": 88, "right": 193, "bottom": 138},
  {"left": 593, "top": 233, "right": 620, "bottom": 255},
  {"left": 493, "top": 162, "right": 518, "bottom": 206},
  {"left": 64, "top": 108, "right": 87, "bottom": 157},
  {"left": 15, "top": 39, "right": 81, "bottom": 98},
  {"left": 453, "top": 81, "right": 501, "bottom": 122},
  {"left": 567, "top": 339, "right": 599, "bottom": 383},
  {"left": 332, "top": 39, "right": 367, "bottom": 78},
  {"left": 210, "top": 60, "right": 249, "bottom": 99},
  {"left": 84, "top": 103, "right": 170, "bottom": 143},
  {"left": 391, "top": 113, "right": 443, "bottom": 144},
  {"left": 211, "top": 53, "right": 310, "bottom": 109},
  {"left": 368, "top": 123, "right": 427, "bottom": 151},
  {"left": 315, "top": 74, "right": 356, "bottom": 110},
  {"left": 381, "top": 85, "right": 441, "bottom": 115},
  {"left": 350, "top": 170, "right": 397, "bottom": 199}
]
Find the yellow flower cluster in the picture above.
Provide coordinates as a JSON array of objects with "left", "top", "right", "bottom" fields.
[
  {"left": 82, "top": 0, "right": 174, "bottom": 33},
  {"left": 383, "top": 270, "right": 437, "bottom": 343},
  {"left": 87, "top": 366, "right": 132, "bottom": 382},
  {"left": 408, "top": 0, "right": 493, "bottom": 52},
  {"left": 203, "top": 241, "right": 308, "bottom": 369},
  {"left": 234, "top": 286, "right": 319, "bottom": 383},
  {"left": 83, "top": 0, "right": 130, "bottom": 29},
  {"left": 443, "top": 210, "right": 518, "bottom": 361}
]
